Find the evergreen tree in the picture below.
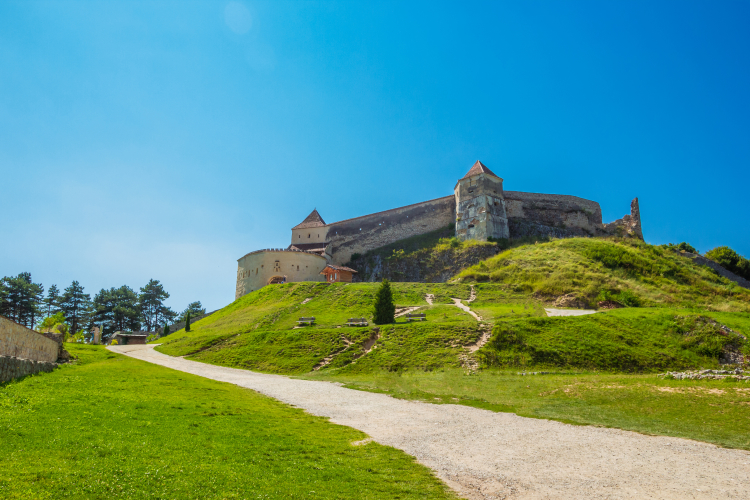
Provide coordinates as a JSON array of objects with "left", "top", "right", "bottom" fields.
[
  {"left": 185, "top": 311, "right": 191, "bottom": 332},
  {"left": 60, "top": 281, "right": 91, "bottom": 336},
  {"left": 372, "top": 279, "right": 395, "bottom": 325},
  {"left": 44, "top": 284, "right": 60, "bottom": 317},
  {"left": 138, "top": 279, "right": 171, "bottom": 331},
  {"left": 162, "top": 323, "right": 170, "bottom": 337},
  {"left": 92, "top": 285, "right": 141, "bottom": 338},
  {"left": 177, "top": 301, "right": 206, "bottom": 323},
  {"left": 0, "top": 273, "right": 43, "bottom": 327}
]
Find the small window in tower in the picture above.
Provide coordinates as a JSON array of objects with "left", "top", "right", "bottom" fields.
[
  {"left": 308, "top": 234, "right": 310, "bottom": 238},
  {"left": 298, "top": 235, "right": 300, "bottom": 239},
  {"left": 468, "top": 224, "right": 475, "bottom": 229},
  {"left": 297, "top": 265, "right": 299, "bottom": 271}
]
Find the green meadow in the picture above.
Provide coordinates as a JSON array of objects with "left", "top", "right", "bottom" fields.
[{"left": 0, "top": 345, "right": 456, "bottom": 500}]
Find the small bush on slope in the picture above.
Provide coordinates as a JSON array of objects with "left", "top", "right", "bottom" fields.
[{"left": 456, "top": 238, "right": 750, "bottom": 311}]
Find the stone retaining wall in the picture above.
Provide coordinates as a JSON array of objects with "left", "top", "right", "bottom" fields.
[
  {"left": 0, "top": 355, "right": 57, "bottom": 383},
  {"left": 680, "top": 252, "right": 750, "bottom": 289},
  {"left": 0, "top": 316, "right": 59, "bottom": 363}
]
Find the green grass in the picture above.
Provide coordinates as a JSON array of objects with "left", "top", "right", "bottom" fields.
[
  {"left": 457, "top": 237, "right": 750, "bottom": 311},
  {"left": 155, "top": 281, "right": 479, "bottom": 373},
  {"left": 308, "top": 369, "right": 750, "bottom": 450},
  {"left": 0, "top": 345, "right": 456, "bottom": 500},
  {"left": 475, "top": 308, "right": 750, "bottom": 371}
]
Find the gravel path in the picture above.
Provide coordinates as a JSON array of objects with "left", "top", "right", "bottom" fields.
[
  {"left": 110, "top": 344, "right": 750, "bottom": 500},
  {"left": 544, "top": 308, "right": 598, "bottom": 317}
]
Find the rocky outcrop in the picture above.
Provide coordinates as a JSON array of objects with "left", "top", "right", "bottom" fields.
[{"left": 351, "top": 244, "right": 502, "bottom": 283}]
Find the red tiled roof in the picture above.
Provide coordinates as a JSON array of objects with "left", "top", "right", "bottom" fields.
[
  {"left": 292, "top": 209, "right": 327, "bottom": 229},
  {"left": 320, "top": 264, "right": 357, "bottom": 274},
  {"left": 461, "top": 160, "right": 499, "bottom": 179}
]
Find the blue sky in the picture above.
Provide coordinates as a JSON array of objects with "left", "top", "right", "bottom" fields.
[{"left": 1, "top": 1, "right": 748, "bottom": 312}]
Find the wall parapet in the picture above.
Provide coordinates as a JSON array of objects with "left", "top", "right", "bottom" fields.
[{"left": 237, "top": 247, "right": 326, "bottom": 261}]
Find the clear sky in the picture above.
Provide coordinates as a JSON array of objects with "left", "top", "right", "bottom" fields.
[{"left": 1, "top": 1, "right": 749, "bottom": 312}]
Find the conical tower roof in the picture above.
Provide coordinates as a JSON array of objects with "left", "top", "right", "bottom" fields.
[
  {"left": 292, "top": 209, "right": 327, "bottom": 229},
  {"left": 461, "top": 160, "right": 499, "bottom": 179}
]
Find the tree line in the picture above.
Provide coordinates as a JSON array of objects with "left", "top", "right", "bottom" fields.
[{"left": 0, "top": 273, "right": 205, "bottom": 341}]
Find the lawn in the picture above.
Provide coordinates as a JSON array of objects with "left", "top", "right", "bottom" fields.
[
  {"left": 308, "top": 368, "right": 750, "bottom": 451},
  {"left": 0, "top": 345, "right": 456, "bottom": 500}
]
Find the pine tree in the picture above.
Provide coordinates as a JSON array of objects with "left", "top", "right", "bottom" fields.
[
  {"left": 45, "top": 284, "right": 60, "bottom": 317},
  {"left": 162, "top": 324, "right": 170, "bottom": 337},
  {"left": 185, "top": 311, "right": 191, "bottom": 332},
  {"left": 60, "top": 281, "right": 91, "bottom": 336},
  {"left": 372, "top": 279, "right": 395, "bottom": 325},
  {"left": 138, "top": 279, "right": 170, "bottom": 332}
]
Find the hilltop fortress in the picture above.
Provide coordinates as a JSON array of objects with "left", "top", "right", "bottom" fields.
[{"left": 236, "top": 161, "right": 642, "bottom": 298}]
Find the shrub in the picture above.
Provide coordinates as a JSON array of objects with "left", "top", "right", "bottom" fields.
[
  {"left": 372, "top": 279, "right": 395, "bottom": 325},
  {"left": 163, "top": 324, "right": 170, "bottom": 337},
  {"left": 185, "top": 311, "right": 191, "bottom": 332},
  {"left": 705, "top": 246, "right": 750, "bottom": 280},
  {"left": 662, "top": 242, "right": 698, "bottom": 254},
  {"left": 596, "top": 289, "right": 641, "bottom": 307},
  {"left": 111, "top": 339, "right": 119, "bottom": 346}
]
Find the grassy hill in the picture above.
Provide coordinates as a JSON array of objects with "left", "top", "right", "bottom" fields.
[
  {"left": 156, "top": 282, "right": 482, "bottom": 374},
  {"left": 456, "top": 237, "right": 750, "bottom": 311},
  {"left": 155, "top": 237, "right": 749, "bottom": 374}
]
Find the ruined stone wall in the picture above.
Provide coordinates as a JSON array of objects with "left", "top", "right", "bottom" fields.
[
  {"left": 326, "top": 196, "right": 456, "bottom": 265},
  {"left": 503, "top": 191, "right": 604, "bottom": 237},
  {"left": 236, "top": 249, "right": 327, "bottom": 298},
  {"left": 0, "top": 355, "right": 56, "bottom": 383},
  {"left": 0, "top": 316, "right": 59, "bottom": 363},
  {"left": 603, "top": 198, "right": 643, "bottom": 239}
]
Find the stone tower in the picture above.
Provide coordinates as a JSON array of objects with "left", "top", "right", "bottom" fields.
[{"left": 454, "top": 161, "right": 509, "bottom": 241}]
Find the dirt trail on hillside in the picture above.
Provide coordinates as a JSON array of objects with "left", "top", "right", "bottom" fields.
[
  {"left": 544, "top": 308, "right": 597, "bottom": 317},
  {"left": 110, "top": 345, "right": 749, "bottom": 500}
]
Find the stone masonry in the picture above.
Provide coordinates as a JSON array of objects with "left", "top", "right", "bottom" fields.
[
  {"left": 0, "top": 316, "right": 58, "bottom": 363},
  {"left": 0, "top": 316, "right": 61, "bottom": 382}
]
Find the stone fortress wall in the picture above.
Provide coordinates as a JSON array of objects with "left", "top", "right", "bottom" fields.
[
  {"left": 504, "top": 191, "right": 607, "bottom": 238},
  {"left": 326, "top": 196, "right": 456, "bottom": 266},
  {"left": 236, "top": 248, "right": 327, "bottom": 299},
  {"left": 235, "top": 161, "right": 642, "bottom": 298}
]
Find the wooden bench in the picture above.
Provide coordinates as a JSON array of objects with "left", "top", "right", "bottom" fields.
[
  {"left": 346, "top": 317, "right": 368, "bottom": 327},
  {"left": 297, "top": 317, "right": 316, "bottom": 326},
  {"left": 405, "top": 313, "right": 426, "bottom": 322}
]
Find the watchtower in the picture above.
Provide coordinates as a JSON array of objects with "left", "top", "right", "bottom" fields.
[{"left": 454, "top": 161, "right": 509, "bottom": 241}]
